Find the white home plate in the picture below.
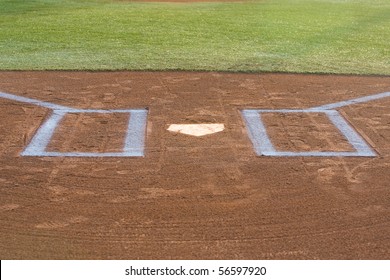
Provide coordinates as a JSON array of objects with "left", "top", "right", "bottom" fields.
[{"left": 167, "top": 124, "right": 225, "bottom": 137}]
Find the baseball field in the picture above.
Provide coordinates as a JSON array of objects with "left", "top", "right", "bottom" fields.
[{"left": 0, "top": 0, "right": 389, "bottom": 259}]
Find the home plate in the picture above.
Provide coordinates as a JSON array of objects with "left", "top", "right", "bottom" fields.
[{"left": 167, "top": 124, "right": 225, "bottom": 137}]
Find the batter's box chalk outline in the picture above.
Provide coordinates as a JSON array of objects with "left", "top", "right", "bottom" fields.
[
  {"left": 242, "top": 92, "right": 390, "bottom": 157},
  {"left": 0, "top": 92, "right": 148, "bottom": 157}
]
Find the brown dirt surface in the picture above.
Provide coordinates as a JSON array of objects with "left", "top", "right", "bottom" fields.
[
  {"left": 0, "top": 71, "right": 389, "bottom": 259},
  {"left": 262, "top": 112, "right": 356, "bottom": 152}
]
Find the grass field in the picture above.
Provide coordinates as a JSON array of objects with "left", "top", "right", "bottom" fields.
[{"left": 0, "top": 0, "right": 389, "bottom": 74}]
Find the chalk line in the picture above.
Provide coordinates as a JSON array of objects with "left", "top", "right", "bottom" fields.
[
  {"left": 0, "top": 91, "right": 148, "bottom": 157},
  {"left": 311, "top": 92, "right": 390, "bottom": 110},
  {"left": 0, "top": 91, "right": 72, "bottom": 111}
]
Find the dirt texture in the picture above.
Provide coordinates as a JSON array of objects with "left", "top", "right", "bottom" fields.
[{"left": 0, "top": 71, "right": 389, "bottom": 259}]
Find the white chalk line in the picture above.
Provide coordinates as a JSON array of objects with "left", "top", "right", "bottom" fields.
[
  {"left": 312, "top": 91, "right": 390, "bottom": 110},
  {"left": 0, "top": 91, "right": 72, "bottom": 111},
  {"left": 0, "top": 91, "right": 148, "bottom": 157},
  {"left": 242, "top": 92, "right": 390, "bottom": 157},
  {"left": 1, "top": 90, "right": 389, "bottom": 158}
]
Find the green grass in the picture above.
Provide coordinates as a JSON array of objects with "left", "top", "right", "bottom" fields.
[{"left": 0, "top": 0, "right": 389, "bottom": 74}]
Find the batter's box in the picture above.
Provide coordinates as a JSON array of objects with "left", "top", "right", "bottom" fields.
[
  {"left": 21, "top": 108, "right": 148, "bottom": 157},
  {"left": 242, "top": 109, "right": 376, "bottom": 157}
]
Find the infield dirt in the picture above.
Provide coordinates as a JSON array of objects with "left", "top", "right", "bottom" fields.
[{"left": 0, "top": 71, "right": 389, "bottom": 259}]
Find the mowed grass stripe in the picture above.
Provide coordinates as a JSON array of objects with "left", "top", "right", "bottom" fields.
[{"left": 0, "top": 0, "right": 389, "bottom": 74}]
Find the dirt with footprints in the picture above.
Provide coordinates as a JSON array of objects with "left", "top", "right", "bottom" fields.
[{"left": 0, "top": 71, "right": 389, "bottom": 259}]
